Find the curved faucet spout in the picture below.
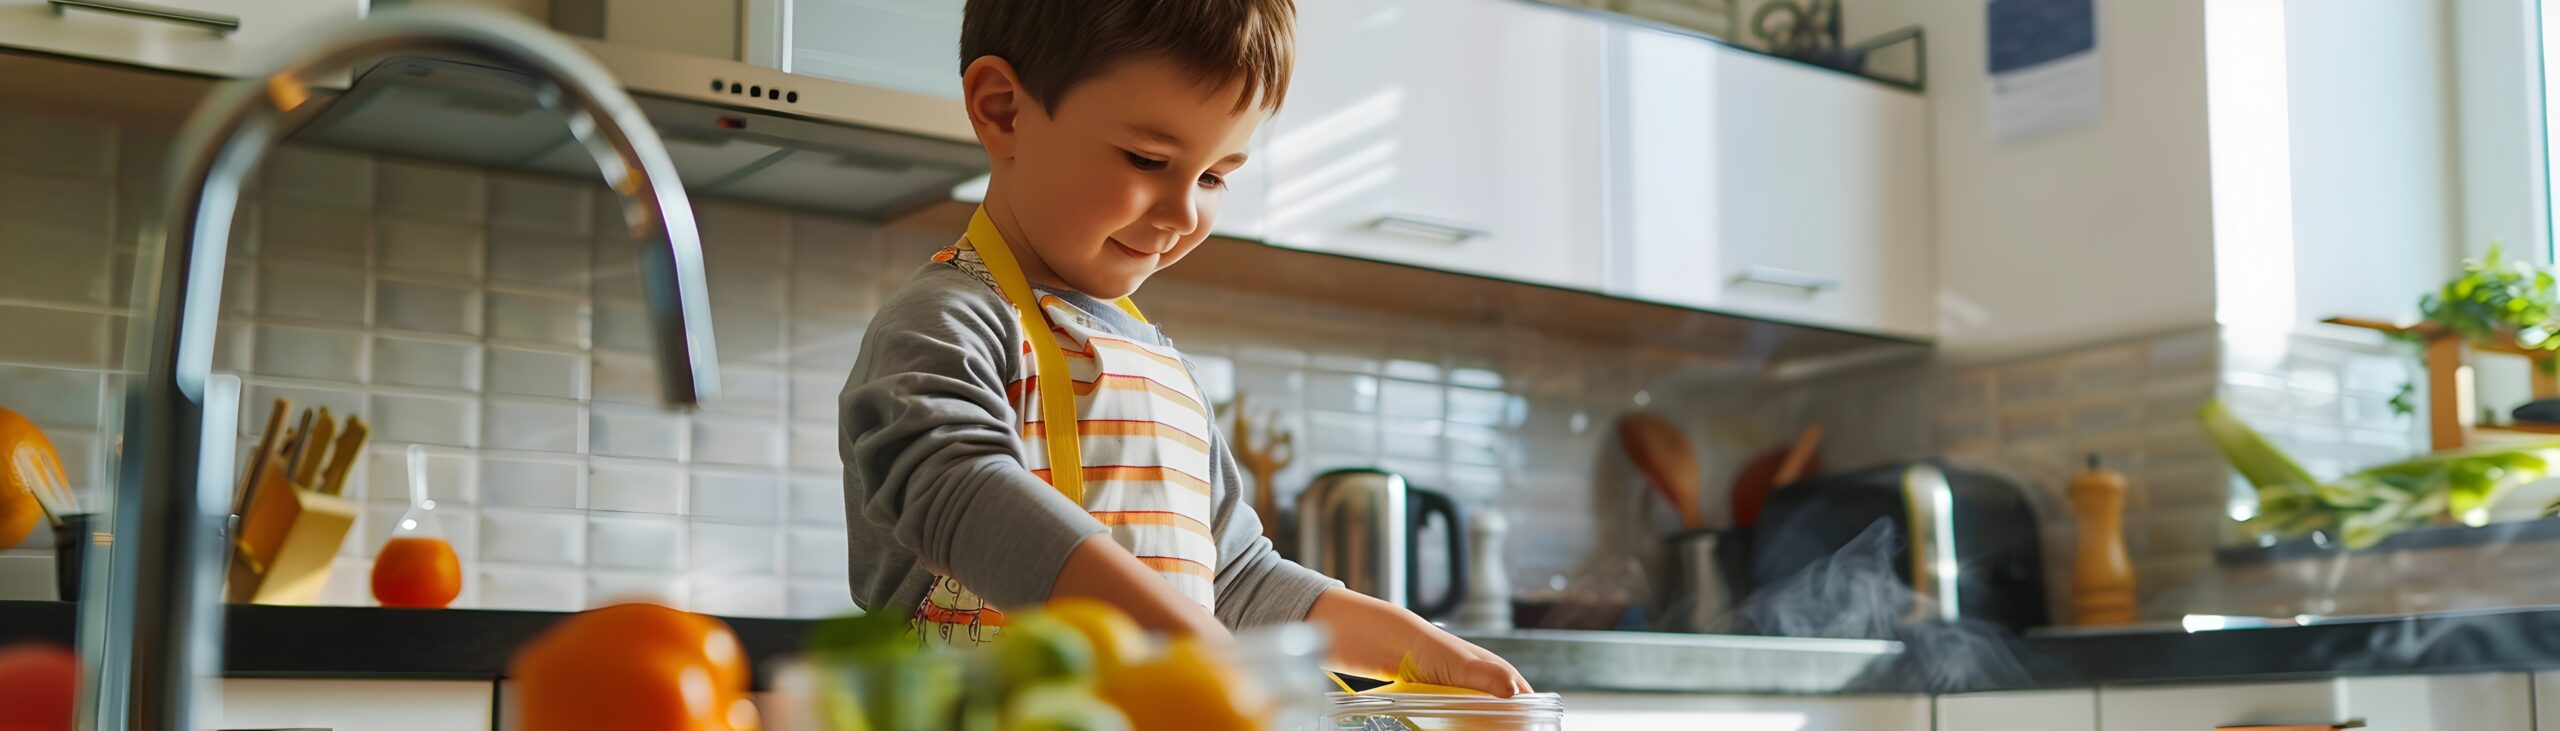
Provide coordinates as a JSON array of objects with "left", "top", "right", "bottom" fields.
[{"left": 110, "top": 8, "right": 716, "bottom": 728}]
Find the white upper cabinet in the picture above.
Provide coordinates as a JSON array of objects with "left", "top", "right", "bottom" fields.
[
  {"left": 760, "top": 0, "right": 963, "bottom": 99},
  {"left": 1262, "top": 0, "right": 1611, "bottom": 292},
  {"left": 0, "top": 0, "right": 365, "bottom": 78},
  {"left": 1610, "top": 26, "right": 1934, "bottom": 339}
]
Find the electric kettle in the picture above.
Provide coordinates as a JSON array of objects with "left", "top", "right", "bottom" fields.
[{"left": 1293, "top": 468, "right": 1470, "bottom": 619}]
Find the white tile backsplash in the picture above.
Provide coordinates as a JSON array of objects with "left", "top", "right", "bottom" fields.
[
  {"left": 0, "top": 364, "right": 103, "bottom": 429},
  {"left": 691, "top": 574, "right": 787, "bottom": 618},
  {"left": 481, "top": 456, "right": 583, "bottom": 510},
  {"left": 377, "top": 219, "right": 486, "bottom": 280},
  {"left": 372, "top": 336, "right": 483, "bottom": 392},
  {"left": 0, "top": 231, "right": 113, "bottom": 307},
  {"left": 586, "top": 570, "right": 687, "bottom": 609},
  {"left": 590, "top": 405, "right": 683, "bottom": 460},
  {"left": 260, "top": 202, "right": 374, "bottom": 267},
  {"left": 588, "top": 515, "right": 687, "bottom": 570},
  {"left": 588, "top": 351, "right": 660, "bottom": 405},
  {"left": 479, "top": 508, "right": 586, "bottom": 565},
  {"left": 376, "top": 278, "right": 482, "bottom": 336},
  {"left": 477, "top": 564, "right": 585, "bottom": 611},
  {"left": 486, "top": 345, "right": 586, "bottom": 400},
  {"left": 253, "top": 325, "right": 367, "bottom": 382},
  {"left": 372, "top": 393, "right": 479, "bottom": 448},
  {"left": 590, "top": 460, "right": 684, "bottom": 515},
  {"left": 486, "top": 290, "right": 586, "bottom": 347},
  {"left": 258, "top": 263, "right": 368, "bottom": 325},
  {"left": 263, "top": 147, "right": 375, "bottom": 210},
  {"left": 487, "top": 174, "right": 594, "bottom": 237},
  {"left": 689, "top": 470, "right": 783, "bottom": 523},
  {"left": 691, "top": 416, "right": 783, "bottom": 468},
  {"left": 0, "top": 305, "right": 111, "bottom": 368},
  {"left": 788, "top": 476, "right": 847, "bottom": 528},
  {"left": 482, "top": 398, "right": 583, "bottom": 453},
  {"left": 691, "top": 520, "right": 780, "bottom": 575},
  {"left": 378, "top": 160, "right": 487, "bottom": 223},
  {"left": 488, "top": 228, "right": 591, "bottom": 294}
]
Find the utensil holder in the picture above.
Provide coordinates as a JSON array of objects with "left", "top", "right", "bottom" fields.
[{"left": 225, "top": 454, "right": 356, "bottom": 604}]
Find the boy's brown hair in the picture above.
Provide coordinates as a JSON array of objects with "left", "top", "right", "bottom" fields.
[{"left": 960, "top": 0, "right": 1295, "bottom": 114}]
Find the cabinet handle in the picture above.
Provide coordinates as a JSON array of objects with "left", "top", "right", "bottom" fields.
[
  {"left": 1369, "top": 213, "right": 1488, "bottom": 243},
  {"left": 47, "top": 0, "right": 241, "bottom": 36},
  {"left": 1732, "top": 265, "right": 1840, "bottom": 293}
]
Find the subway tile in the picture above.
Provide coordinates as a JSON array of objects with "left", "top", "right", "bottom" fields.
[
  {"left": 376, "top": 278, "right": 482, "bottom": 336},
  {"left": 708, "top": 365, "right": 785, "bottom": 417},
  {"left": 261, "top": 146, "right": 374, "bottom": 209},
  {"left": 791, "top": 371, "right": 845, "bottom": 424},
  {"left": 371, "top": 336, "right": 483, "bottom": 392},
  {"left": 586, "top": 570, "right": 688, "bottom": 609},
  {"left": 0, "top": 364, "right": 103, "bottom": 430},
  {"left": 477, "top": 564, "right": 586, "bottom": 612},
  {"left": 1380, "top": 417, "right": 1442, "bottom": 460},
  {"left": 589, "top": 515, "right": 687, "bottom": 571},
  {"left": 479, "top": 508, "right": 586, "bottom": 564},
  {"left": 487, "top": 346, "right": 585, "bottom": 399},
  {"left": 1445, "top": 464, "right": 1506, "bottom": 501},
  {"left": 691, "top": 574, "right": 787, "bottom": 618},
  {"left": 790, "top": 215, "right": 878, "bottom": 273},
  {"left": 1446, "top": 388, "right": 1508, "bottom": 427},
  {"left": 590, "top": 460, "right": 685, "bottom": 514},
  {"left": 0, "top": 231, "right": 113, "bottom": 306},
  {"left": 482, "top": 398, "right": 583, "bottom": 453},
  {"left": 789, "top": 317, "right": 865, "bottom": 375},
  {"left": 371, "top": 393, "right": 479, "bottom": 447},
  {"left": 1302, "top": 410, "right": 1378, "bottom": 457},
  {"left": 692, "top": 416, "right": 783, "bottom": 467},
  {"left": 246, "top": 383, "right": 369, "bottom": 436},
  {"left": 589, "top": 351, "right": 660, "bottom": 405},
  {"left": 1305, "top": 372, "right": 1379, "bottom": 414},
  {"left": 788, "top": 476, "right": 847, "bottom": 527},
  {"left": 376, "top": 219, "right": 486, "bottom": 280},
  {"left": 1384, "top": 358, "right": 1442, "bottom": 383},
  {"left": 486, "top": 290, "right": 586, "bottom": 347},
  {"left": 709, "top": 268, "right": 787, "bottom": 316},
  {"left": 260, "top": 202, "right": 374, "bottom": 268},
  {"left": 258, "top": 263, "right": 367, "bottom": 325},
  {"left": 0, "top": 110, "right": 115, "bottom": 178},
  {"left": 1444, "top": 422, "right": 1504, "bottom": 467},
  {"left": 480, "top": 456, "right": 582, "bottom": 510},
  {"left": 0, "top": 173, "right": 111, "bottom": 244},
  {"left": 592, "top": 236, "right": 641, "bottom": 299},
  {"left": 252, "top": 324, "right": 366, "bottom": 383},
  {"left": 378, "top": 160, "right": 487, "bottom": 223},
  {"left": 1448, "top": 367, "right": 1503, "bottom": 390},
  {"left": 349, "top": 503, "right": 477, "bottom": 562},
  {"left": 699, "top": 201, "right": 790, "bottom": 267},
  {"left": 1379, "top": 379, "right": 1445, "bottom": 419},
  {"left": 690, "top": 521, "right": 780, "bottom": 575},
  {"left": 717, "top": 309, "right": 788, "bottom": 367},
  {"left": 690, "top": 470, "right": 784, "bottom": 523},
  {"left": 1189, "top": 354, "right": 1235, "bottom": 405},
  {"left": 487, "top": 174, "right": 595, "bottom": 237},
  {"left": 362, "top": 444, "right": 476, "bottom": 506},
  {"left": 788, "top": 581, "right": 858, "bottom": 618},
  {"left": 790, "top": 425, "right": 839, "bottom": 473},
  {"left": 487, "top": 228, "right": 590, "bottom": 293},
  {"left": 591, "top": 405, "right": 684, "bottom": 459},
  {"left": 213, "top": 321, "right": 254, "bottom": 375},
  {"left": 790, "top": 266, "right": 875, "bottom": 316},
  {"left": 1232, "top": 362, "right": 1304, "bottom": 404},
  {"left": 591, "top": 299, "right": 652, "bottom": 354},
  {"left": 786, "top": 529, "right": 849, "bottom": 579}
]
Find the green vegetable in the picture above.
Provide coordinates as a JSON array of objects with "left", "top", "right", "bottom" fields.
[{"left": 2198, "top": 399, "right": 2560, "bottom": 548}]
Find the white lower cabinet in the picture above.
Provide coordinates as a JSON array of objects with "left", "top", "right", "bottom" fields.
[
  {"left": 1557, "top": 692, "right": 1928, "bottom": 731},
  {"left": 1936, "top": 689, "right": 2096, "bottom": 731},
  {"left": 2540, "top": 673, "right": 2560, "bottom": 730},
  {"left": 212, "top": 678, "right": 495, "bottom": 731},
  {"left": 2096, "top": 674, "right": 2534, "bottom": 731}
]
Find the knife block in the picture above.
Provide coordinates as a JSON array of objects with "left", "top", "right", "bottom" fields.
[{"left": 226, "top": 454, "right": 356, "bottom": 604}]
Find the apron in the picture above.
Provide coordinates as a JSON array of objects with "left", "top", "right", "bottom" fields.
[{"left": 912, "top": 208, "right": 1222, "bottom": 646}]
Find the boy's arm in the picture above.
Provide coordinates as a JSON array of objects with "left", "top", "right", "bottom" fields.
[
  {"left": 1205, "top": 423, "right": 1342, "bottom": 630},
  {"left": 843, "top": 274, "right": 1226, "bottom": 636}
]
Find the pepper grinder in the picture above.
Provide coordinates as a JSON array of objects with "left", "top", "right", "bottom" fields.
[
  {"left": 1452, "top": 510, "right": 1513, "bottom": 632},
  {"left": 2069, "top": 454, "right": 2137, "bottom": 625}
]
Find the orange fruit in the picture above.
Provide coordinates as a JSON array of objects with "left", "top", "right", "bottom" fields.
[
  {"left": 0, "top": 642, "right": 78, "bottom": 731},
  {"left": 1040, "top": 598, "right": 1153, "bottom": 670},
  {"left": 1096, "top": 638, "right": 1264, "bottom": 731},
  {"left": 0, "top": 407, "right": 69, "bottom": 550},
  {"left": 510, "top": 602, "right": 759, "bottom": 731},
  {"left": 370, "top": 536, "right": 462, "bottom": 608}
]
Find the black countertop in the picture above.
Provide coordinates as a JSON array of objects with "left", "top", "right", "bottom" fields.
[{"left": 8, "top": 600, "right": 2560, "bottom": 694}]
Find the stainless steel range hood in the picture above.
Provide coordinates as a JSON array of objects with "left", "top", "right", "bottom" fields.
[{"left": 283, "top": 0, "right": 988, "bottom": 219}]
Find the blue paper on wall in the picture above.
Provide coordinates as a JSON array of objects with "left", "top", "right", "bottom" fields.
[{"left": 1985, "top": 0, "right": 2103, "bottom": 143}]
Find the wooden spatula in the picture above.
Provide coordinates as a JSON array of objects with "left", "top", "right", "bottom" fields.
[{"left": 1616, "top": 411, "right": 1704, "bottom": 531}]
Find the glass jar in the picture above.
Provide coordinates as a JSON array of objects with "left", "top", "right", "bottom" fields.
[{"left": 1325, "top": 692, "right": 1567, "bottom": 731}]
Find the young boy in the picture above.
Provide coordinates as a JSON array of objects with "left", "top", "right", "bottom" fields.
[{"left": 838, "top": 0, "right": 1529, "bottom": 697}]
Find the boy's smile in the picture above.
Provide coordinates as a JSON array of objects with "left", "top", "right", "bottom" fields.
[{"left": 965, "top": 53, "right": 1268, "bottom": 299}]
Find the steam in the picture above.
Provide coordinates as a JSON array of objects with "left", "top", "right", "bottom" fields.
[{"left": 1715, "top": 520, "right": 2052, "bottom": 692}]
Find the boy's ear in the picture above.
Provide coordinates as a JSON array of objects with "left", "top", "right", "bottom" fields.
[{"left": 963, "top": 56, "right": 1030, "bottom": 158}]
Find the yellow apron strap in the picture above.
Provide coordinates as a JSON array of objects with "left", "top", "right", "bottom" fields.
[{"left": 964, "top": 208, "right": 1147, "bottom": 505}]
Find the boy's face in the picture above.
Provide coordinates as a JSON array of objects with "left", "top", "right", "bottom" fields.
[{"left": 975, "top": 57, "right": 1265, "bottom": 299}]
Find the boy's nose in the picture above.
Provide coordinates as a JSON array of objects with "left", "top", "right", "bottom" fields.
[{"left": 1145, "top": 183, "right": 1202, "bottom": 237}]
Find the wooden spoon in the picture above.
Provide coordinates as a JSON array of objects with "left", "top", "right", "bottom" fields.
[{"left": 1616, "top": 411, "right": 1704, "bottom": 531}]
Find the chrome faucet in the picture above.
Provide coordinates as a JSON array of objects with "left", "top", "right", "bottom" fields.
[{"left": 105, "top": 8, "right": 717, "bottom": 729}]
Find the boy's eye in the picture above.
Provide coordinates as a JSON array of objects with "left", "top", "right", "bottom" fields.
[
  {"left": 1199, "top": 172, "right": 1226, "bottom": 189},
  {"left": 1124, "top": 151, "right": 1168, "bottom": 172}
]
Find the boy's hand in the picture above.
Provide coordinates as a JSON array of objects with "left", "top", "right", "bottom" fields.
[{"left": 1305, "top": 587, "right": 1532, "bottom": 698}]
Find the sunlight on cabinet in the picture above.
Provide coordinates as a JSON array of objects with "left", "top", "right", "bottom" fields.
[
  {"left": 1557, "top": 692, "right": 1925, "bottom": 731},
  {"left": 1936, "top": 689, "right": 2096, "bottom": 731},
  {"left": 212, "top": 678, "right": 494, "bottom": 731}
]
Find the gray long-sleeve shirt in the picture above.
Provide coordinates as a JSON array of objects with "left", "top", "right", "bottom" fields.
[{"left": 838, "top": 262, "right": 1338, "bottom": 629}]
